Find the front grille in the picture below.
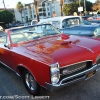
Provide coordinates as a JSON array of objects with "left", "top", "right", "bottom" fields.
[{"left": 60, "top": 61, "right": 92, "bottom": 76}]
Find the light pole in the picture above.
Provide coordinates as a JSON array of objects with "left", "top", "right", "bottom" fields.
[
  {"left": 79, "top": 0, "right": 81, "bottom": 7},
  {"left": 78, "top": 0, "right": 82, "bottom": 16},
  {"left": 84, "top": 0, "right": 86, "bottom": 16}
]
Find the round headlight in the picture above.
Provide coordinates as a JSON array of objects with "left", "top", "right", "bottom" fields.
[
  {"left": 50, "top": 63, "right": 60, "bottom": 84},
  {"left": 51, "top": 67, "right": 59, "bottom": 76},
  {"left": 51, "top": 75, "right": 59, "bottom": 84},
  {"left": 94, "top": 30, "right": 97, "bottom": 36}
]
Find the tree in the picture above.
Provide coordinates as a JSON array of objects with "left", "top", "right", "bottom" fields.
[
  {"left": 63, "top": 2, "right": 79, "bottom": 15},
  {"left": 92, "top": 3, "right": 100, "bottom": 11},
  {"left": 63, "top": 1, "right": 93, "bottom": 16},
  {"left": 0, "top": 10, "right": 14, "bottom": 24},
  {"left": 92, "top": 0, "right": 100, "bottom": 12},
  {"left": 95, "top": 0, "right": 100, "bottom": 3},
  {"left": 16, "top": 2, "right": 23, "bottom": 23}
]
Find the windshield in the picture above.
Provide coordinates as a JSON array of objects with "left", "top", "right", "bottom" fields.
[
  {"left": 50, "top": 21, "right": 60, "bottom": 29},
  {"left": 10, "top": 24, "right": 61, "bottom": 44},
  {"left": 62, "top": 17, "right": 81, "bottom": 28}
]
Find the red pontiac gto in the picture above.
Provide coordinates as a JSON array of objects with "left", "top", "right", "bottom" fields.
[{"left": 0, "top": 24, "right": 100, "bottom": 96}]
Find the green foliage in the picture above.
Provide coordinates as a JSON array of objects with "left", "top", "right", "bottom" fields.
[
  {"left": 63, "top": 2, "right": 79, "bottom": 15},
  {"left": 16, "top": 2, "right": 23, "bottom": 13},
  {"left": 63, "top": 1, "right": 93, "bottom": 16},
  {"left": 0, "top": 10, "right": 14, "bottom": 24},
  {"left": 95, "top": 0, "right": 100, "bottom": 3}
]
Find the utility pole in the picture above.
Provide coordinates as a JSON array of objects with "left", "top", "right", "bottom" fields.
[
  {"left": 84, "top": 0, "right": 86, "bottom": 15},
  {"left": 3, "top": 0, "right": 6, "bottom": 10},
  {"left": 34, "top": 0, "right": 39, "bottom": 22},
  {"left": 78, "top": 0, "right": 81, "bottom": 16},
  {"left": 79, "top": 0, "right": 81, "bottom": 7}
]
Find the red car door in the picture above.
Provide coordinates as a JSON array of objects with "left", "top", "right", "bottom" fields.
[{"left": 0, "top": 34, "right": 14, "bottom": 69}]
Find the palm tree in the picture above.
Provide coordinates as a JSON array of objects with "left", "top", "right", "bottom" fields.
[{"left": 16, "top": 2, "right": 23, "bottom": 23}]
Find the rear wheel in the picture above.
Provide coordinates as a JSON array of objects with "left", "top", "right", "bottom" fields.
[{"left": 22, "top": 70, "right": 40, "bottom": 96}]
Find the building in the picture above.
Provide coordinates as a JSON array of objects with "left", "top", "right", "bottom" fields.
[{"left": 14, "top": 0, "right": 74, "bottom": 23}]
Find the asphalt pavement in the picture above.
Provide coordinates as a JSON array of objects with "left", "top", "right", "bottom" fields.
[{"left": 0, "top": 63, "right": 100, "bottom": 100}]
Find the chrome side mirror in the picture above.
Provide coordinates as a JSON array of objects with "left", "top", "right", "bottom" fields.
[{"left": 4, "top": 43, "right": 11, "bottom": 49}]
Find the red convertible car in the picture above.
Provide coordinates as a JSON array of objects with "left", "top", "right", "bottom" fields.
[{"left": 0, "top": 24, "right": 100, "bottom": 96}]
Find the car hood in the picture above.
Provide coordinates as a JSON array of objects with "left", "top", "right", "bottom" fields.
[
  {"left": 21, "top": 34, "right": 100, "bottom": 67},
  {"left": 61, "top": 25, "right": 99, "bottom": 36}
]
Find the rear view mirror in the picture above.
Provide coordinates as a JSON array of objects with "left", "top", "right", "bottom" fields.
[{"left": 4, "top": 43, "right": 11, "bottom": 49}]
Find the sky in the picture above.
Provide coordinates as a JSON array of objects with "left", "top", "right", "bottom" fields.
[{"left": 0, "top": 0, "right": 96, "bottom": 8}]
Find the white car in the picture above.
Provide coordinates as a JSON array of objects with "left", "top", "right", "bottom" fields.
[
  {"left": 0, "top": 26, "right": 3, "bottom": 31},
  {"left": 31, "top": 20, "right": 37, "bottom": 25},
  {"left": 37, "top": 16, "right": 100, "bottom": 37}
]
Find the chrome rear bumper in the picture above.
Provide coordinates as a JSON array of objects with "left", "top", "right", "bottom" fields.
[{"left": 46, "top": 64, "right": 100, "bottom": 91}]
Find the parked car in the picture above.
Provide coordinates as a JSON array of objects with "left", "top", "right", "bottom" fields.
[
  {"left": 1, "top": 24, "right": 100, "bottom": 96},
  {"left": 38, "top": 16, "right": 100, "bottom": 37},
  {"left": 82, "top": 20, "right": 97, "bottom": 25},
  {"left": 0, "top": 26, "right": 3, "bottom": 31},
  {"left": 82, "top": 16, "right": 93, "bottom": 20},
  {"left": 89, "top": 20, "right": 100, "bottom": 24},
  {"left": 0, "top": 22, "right": 5, "bottom": 31},
  {"left": 31, "top": 20, "right": 37, "bottom": 25},
  {"left": 93, "top": 14, "right": 100, "bottom": 20},
  {"left": 82, "top": 16, "right": 100, "bottom": 25}
]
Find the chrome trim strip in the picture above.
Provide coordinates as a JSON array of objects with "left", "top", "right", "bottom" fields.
[
  {"left": 0, "top": 61, "right": 20, "bottom": 76},
  {"left": 60, "top": 60, "right": 93, "bottom": 69}
]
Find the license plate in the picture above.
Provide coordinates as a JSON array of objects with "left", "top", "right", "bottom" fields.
[{"left": 87, "top": 71, "right": 95, "bottom": 78}]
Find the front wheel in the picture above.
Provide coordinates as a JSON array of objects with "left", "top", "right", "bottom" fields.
[{"left": 22, "top": 70, "right": 40, "bottom": 96}]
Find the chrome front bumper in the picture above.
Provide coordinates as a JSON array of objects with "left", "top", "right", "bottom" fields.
[{"left": 46, "top": 64, "right": 100, "bottom": 91}]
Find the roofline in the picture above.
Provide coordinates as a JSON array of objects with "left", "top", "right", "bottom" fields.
[{"left": 39, "top": 16, "right": 81, "bottom": 22}]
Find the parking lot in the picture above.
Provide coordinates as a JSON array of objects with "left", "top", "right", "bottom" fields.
[{"left": 0, "top": 63, "right": 100, "bottom": 100}]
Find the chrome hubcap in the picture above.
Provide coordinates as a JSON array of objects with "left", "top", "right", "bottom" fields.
[{"left": 25, "top": 73, "right": 37, "bottom": 91}]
